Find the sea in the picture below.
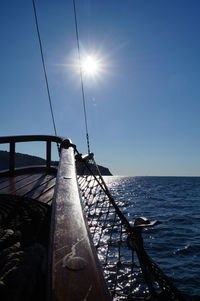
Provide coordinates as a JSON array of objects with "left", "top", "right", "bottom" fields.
[{"left": 104, "top": 176, "right": 200, "bottom": 300}]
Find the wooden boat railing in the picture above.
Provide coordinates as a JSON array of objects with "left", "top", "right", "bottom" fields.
[
  {"left": 0, "top": 135, "right": 111, "bottom": 300},
  {"left": 0, "top": 135, "right": 63, "bottom": 176}
]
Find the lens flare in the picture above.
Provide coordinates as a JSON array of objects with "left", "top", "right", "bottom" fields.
[{"left": 81, "top": 55, "right": 100, "bottom": 77}]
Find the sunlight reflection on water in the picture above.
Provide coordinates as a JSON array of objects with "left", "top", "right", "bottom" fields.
[{"left": 104, "top": 176, "right": 200, "bottom": 297}]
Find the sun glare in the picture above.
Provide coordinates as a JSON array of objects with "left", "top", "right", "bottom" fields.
[{"left": 81, "top": 55, "right": 100, "bottom": 77}]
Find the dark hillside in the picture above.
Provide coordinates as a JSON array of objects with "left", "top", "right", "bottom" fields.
[
  {"left": 0, "top": 151, "right": 112, "bottom": 176},
  {"left": 0, "top": 150, "right": 48, "bottom": 170}
]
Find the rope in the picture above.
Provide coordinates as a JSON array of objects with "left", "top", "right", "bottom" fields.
[
  {"left": 32, "top": 0, "right": 58, "bottom": 137},
  {"left": 76, "top": 154, "right": 186, "bottom": 300},
  {"left": 72, "top": 0, "right": 91, "bottom": 154}
]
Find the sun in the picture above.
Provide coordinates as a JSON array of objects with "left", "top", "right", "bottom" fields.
[{"left": 81, "top": 55, "right": 100, "bottom": 77}]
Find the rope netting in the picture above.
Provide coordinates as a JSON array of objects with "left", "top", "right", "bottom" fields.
[{"left": 76, "top": 155, "right": 186, "bottom": 301}]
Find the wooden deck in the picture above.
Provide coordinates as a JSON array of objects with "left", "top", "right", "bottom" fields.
[
  {"left": 0, "top": 135, "right": 111, "bottom": 301},
  {"left": 0, "top": 171, "right": 56, "bottom": 204}
]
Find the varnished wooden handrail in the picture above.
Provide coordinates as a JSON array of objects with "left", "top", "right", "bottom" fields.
[
  {"left": 0, "top": 135, "right": 63, "bottom": 144},
  {"left": 49, "top": 143, "right": 111, "bottom": 301}
]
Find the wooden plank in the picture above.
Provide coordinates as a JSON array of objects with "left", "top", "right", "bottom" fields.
[
  {"left": 0, "top": 174, "right": 33, "bottom": 190},
  {"left": 0, "top": 165, "right": 57, "bottom": 178},
  {"left": 48, "top": 146, "right": 111, "bottom": 301},
  {"left": 0, "top": 173, "right": 45, "bottom": 194},
  {"left": 25, "top": 176, "right": 56, "bottom": 199},
  {"left": 0, "top": 176, "right": 9, "bottom": 184},
  {"left": 37, "top": 186, "right": 55, "bottom": 204},
  {"left": 12, "top": 174, "right": 52, "bottom": 196},
  {"left": 46, "top": 197, "right": 53, "bottom": 205},
  {"left": 0, "top": 173, "right": 56, "bottom": 204}
]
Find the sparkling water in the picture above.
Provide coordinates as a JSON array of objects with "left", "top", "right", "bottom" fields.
[{"left": 104, "top": 176, "right": 200, "bottom": 299}]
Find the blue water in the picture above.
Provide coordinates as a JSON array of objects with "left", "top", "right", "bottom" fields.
[{"left": 104, "top": 176, "right": 200, "bottom": 299}]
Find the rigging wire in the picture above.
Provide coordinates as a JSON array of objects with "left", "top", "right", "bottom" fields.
[
  {"left": 32, "top": 0, "right": 58, "bottom": 137},
  {"left": 72, "top": 0, "right": 91, "bottom": 154}
]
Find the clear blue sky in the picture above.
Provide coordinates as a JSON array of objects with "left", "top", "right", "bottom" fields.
[{"left": 1, "top": 0, "right": 200, "bottom": 176}]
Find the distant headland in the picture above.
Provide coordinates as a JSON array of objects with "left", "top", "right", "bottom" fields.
[{"left": 0, "top": 151, "right": 112, "bottom": 176}]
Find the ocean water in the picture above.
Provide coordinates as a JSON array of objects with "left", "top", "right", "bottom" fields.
[{"left": 104, "top": 176, "right": 200, "bottom": 299}]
